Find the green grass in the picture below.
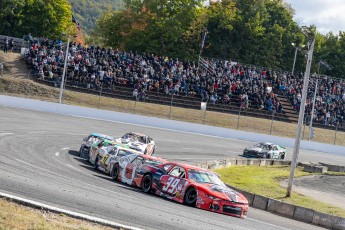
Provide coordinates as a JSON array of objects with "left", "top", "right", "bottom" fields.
[{"left": 215, "top": 165, "right": 345, "bottom": 217}]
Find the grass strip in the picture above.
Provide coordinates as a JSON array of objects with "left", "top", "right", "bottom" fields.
[
  {"left": 0, "top": 198, "right": 120, "bottom": 230},
  {"left": 214, "top": 165, "right": 345, "bottom": 217}
]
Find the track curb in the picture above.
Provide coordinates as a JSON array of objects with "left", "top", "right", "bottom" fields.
[
  {"left": 0, "top": 192, "right": 144, "bottom": 230},
  {"left": 195, "top": 158, "right": 345, "bottom": 230}
]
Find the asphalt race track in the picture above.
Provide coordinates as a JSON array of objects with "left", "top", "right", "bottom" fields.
[{"left": 1, "top": 105, "right": 343, "bottom": 230}]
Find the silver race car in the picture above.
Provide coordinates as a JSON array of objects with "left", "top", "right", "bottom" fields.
[
  {"left": 79, "top": 133, "right": 114, "bottom": 159},
  {"left": 115, "top": 132, "right": 156, "bottom": 155},
  {"left": 90, "top": 143, "right": 141, "bottom": 174},
  {"left": 243, "top": 142, "right": 287, "bottom": 159}
]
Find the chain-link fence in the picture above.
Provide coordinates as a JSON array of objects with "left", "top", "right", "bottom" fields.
[{"left": 12, "top": 70, "right": 345, "bottom": 147}]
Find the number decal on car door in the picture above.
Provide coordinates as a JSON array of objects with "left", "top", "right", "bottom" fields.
[{"left": 162, "top": 177, "right": 181, "bottom": 193}]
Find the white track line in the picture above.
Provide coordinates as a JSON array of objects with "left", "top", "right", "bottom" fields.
[
  {"left": 0, "top": 132, "right": 14, "bottom": 136},
  {"left": 0, "top": 191, "right": 143, "bottom": 230},
  {"left": 14, "top": 159, "right": 138, "bottom": 200},
  {"left": 61, "top": 147, "right": 70, "bottom": 151}
]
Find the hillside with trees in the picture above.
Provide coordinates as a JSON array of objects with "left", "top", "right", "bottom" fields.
[
  {"left": 93, "top": 0, "right": 345, "bottom": 78},
  {"left": 70, "top": 0, "right": 124, "bottom": 34}
]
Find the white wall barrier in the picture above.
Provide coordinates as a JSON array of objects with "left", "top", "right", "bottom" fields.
[{"left": 1, "top": 95, "right": 345, "bottom": 156}]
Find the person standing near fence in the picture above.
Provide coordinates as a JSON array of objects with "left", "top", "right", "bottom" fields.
[
  {"left": 0, "top": 62, "right": 3, "bottom": 76},
  {"left": 3, "top": 37, "right": 9, "bottom": 53},
  {"left": 9, "top": 39, "right": 14, "bottom": 52}
]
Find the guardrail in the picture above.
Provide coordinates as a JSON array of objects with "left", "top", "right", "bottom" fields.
[{"left": 195, "top": 158, "right": 345, "bottom": 230}]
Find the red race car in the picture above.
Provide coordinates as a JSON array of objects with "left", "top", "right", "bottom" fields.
[{"left": 112, "top": 160, "right": 249, "bottom": 218}]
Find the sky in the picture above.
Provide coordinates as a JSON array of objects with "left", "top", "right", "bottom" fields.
[{"left": 285, "top": 0, "right": 345, "bottom": 34}]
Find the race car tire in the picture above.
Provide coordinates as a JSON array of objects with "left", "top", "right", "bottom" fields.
[
  {"left": 93, "top": 155, "right": 100, "bottom": 169},
  {"left": 266, "top": 154, "right": 271, "bottom": 159},
  {"left": 151, "top": 147, "right": 155, "bottom": 156},
  {"left": 184, "top": 187, "right": 197, "bottom": 206},
  {"left": 280, "top": 153, "right": 285, "bottom": 160},
  {"left": 141, "top": 174, "right": 153, "bottom": 193},
  {"left": 80, "top": 147, "right": 89, "bottom": 160},
  {"left": 144, "top": 147, "right": 148, "bottom": 155},
  {"left": 111, "top": 163, "right": 120, "bottom": 180}
]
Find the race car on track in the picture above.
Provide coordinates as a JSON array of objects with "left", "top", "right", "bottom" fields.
[
  {"left": 243, "top": 142, "right": 287, "bottom": 159},
  {"left": 79, "top": 133, "right": 114, "bottom": 159},
  {"left": 115, "top": 132, "right": 155, "bottom": 155},
  {"left": 90, "top": 144, "right": 142, "bottom": 174},
  {"left": 111, "top": 160, "right": 249, "bottom": 218}
]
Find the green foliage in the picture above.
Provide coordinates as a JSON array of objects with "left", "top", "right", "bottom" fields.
[
  {"left": 0, "top": 0, "right": 73, "bottom": 39},
  {"left": 69, "top": 0, "right": 124, "bottom": 34},
  {"left": 215, "top": 165, "right": 345, "bottom": 217}
]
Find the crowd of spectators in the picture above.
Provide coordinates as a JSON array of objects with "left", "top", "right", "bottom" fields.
[
  {"left": 23, "top": 37, "right": 345, "bottom": 127},
  {"left": 24, "top": 38, "right": 284, "bottom": 111}
]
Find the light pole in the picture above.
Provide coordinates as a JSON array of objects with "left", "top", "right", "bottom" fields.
[
  {"left": 286, "top": 27, "right": 315, "bottom": 197},
  {"left": 291, "top": 43, "right": 306, "bottom": 75},
  {"left": 59, "top": 36, "right": 70, "bottom": 104},
  {"left": 308, "top": 77, "right": 318, "bottom": 141}
]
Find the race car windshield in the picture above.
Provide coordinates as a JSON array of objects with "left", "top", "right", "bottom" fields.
[
  {"left": 188, "top": 169, "right": 224, "bottom": 185},
  {"left": 143, "top": 159, "right": 164, "bottom": 165},
  {"left": 117, "top": 150, "right": 134, "bottom": 157},
  {"left": 123, "top": 134, "right": 146, "bottom": 143}
]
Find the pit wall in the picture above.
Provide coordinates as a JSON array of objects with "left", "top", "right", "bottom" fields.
[
  {"left": 0, "top": 95, "right": 344, "bottom": 156},
  {"left": 195, "top": 158, "right": 345, "bottom": 230}
]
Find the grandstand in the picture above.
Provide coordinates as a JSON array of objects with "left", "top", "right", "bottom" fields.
[{"left": 1, "top": 35, "right": 344, "bottom": 130}]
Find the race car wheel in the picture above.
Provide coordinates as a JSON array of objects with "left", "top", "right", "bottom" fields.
[
  {"left": 280, "top": 153, "right": 286, "bottom": 160},
  {"left": 111, "top": 164, "right": 119, "bottom": 180},
  {"left": 93, "top": 155, "right": 100, "bottom": 169},
  {"left": 144, "top": 147, "right": 148, "bottom": 155},
  {"left": 151, "top": 147, "right": 155, "bottom": 156},
  {"left": 184, "top": 187, "right": 197, "bottom": 206},
  {"left": 141, "top": 174, "right": 152, "bottom": 193},
  {"left": 80, "top": 147, "right": 89, "bottom": 160}
]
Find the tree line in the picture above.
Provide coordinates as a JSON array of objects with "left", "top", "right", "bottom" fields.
[
  {"left": 0, "top": 0, "right": 344, "bottom": 78},
  {"left": 93, "top": 0, "right": 345, "bottom": 78}
]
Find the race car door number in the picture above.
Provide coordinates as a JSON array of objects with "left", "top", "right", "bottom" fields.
[{"left": 162, "top": 177, "right": 180, "bottom": 193}]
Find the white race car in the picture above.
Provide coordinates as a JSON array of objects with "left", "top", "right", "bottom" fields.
[
  {"left": 115, "top": 132, "right": 156, "bottom": 155},
  {"left": 90, "top": 143, "right": 142, "bottom": 174},
  {"left": 243, "top": 142, "right": 287, "bottom": 159}
]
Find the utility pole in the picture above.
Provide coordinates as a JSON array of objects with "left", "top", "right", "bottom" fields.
[
  {"left": 59, "top": 36, "right": 70, "bottom": 104},
  {"left": 308, "top": 78, "right": 318, "bottom": 141},
  {"left": 286, "top": 28, "right": 315, "bottom": 197}
]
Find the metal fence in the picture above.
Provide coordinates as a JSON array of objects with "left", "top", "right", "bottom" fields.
[{"left": 23, "top": 72, "right": 344, "bottom": 147}]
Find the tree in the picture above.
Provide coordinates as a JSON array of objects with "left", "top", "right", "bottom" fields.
[{"left": 0, "top": 0, "right": 74, "bottom": 39}]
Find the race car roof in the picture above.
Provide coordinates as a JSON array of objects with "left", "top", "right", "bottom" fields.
[{"left": 91, "top": 133, "right": 114, "bottom": 140}]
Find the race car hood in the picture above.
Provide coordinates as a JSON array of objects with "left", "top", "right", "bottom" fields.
[
  {"left": 245, "top": 147, "right": 267, "bottom": 153},
  {"left": 201, "top": 183, "right": 248, "bottom": 204}
]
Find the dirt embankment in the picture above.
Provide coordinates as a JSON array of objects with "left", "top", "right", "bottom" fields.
[{"left": 0, "top": 51, "right": 60, "bottom": 99}]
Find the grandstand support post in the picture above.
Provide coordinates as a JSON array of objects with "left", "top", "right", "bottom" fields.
[
  {"left": 202, "top": 108, "right": 207, "bottom": 125},
  {"left": 59, "top": 37, "right": 70, "bottom": 104},
  {"left": 169, "top": 94, "right": 174, "bottom": 118},
  {"left": 292, "top": 47, "right": 298, "bottom": 75},
  {"left": 134, "top": 99, "right": 137, "bottom": 114},
  {"left": 237, "top": 106, "right": 241, "bottom": 130},
  {"left": 334, "top": 124, "right": 338, "bottom": 145},
  {"left": 287, "top": 32, "right": 315, "bottom": 198},
  {"left": 269, "top": 111, "right": 275, "bottom": 135},
  {"left": 308, "top": 78, "right": 318, "bottom": 141},
  {"left": 98, "top": 84, "right": 103, "bottom": 109}
]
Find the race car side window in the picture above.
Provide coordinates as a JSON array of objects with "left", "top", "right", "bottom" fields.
[
  {"left": 169, "top": 166, "right": 186, "bottom": 178},
  {"left": 131, "top": 156, "right": 144, "bottom": 166},
  {"left": 272, "top": 146, "right": 278, "bottom": 151}
]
